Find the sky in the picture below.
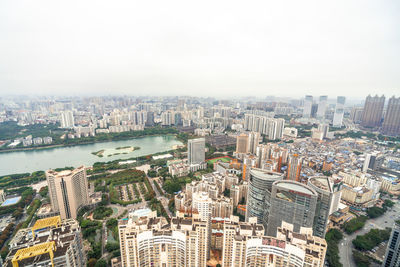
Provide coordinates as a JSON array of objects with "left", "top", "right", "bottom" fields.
[{"left": 0, "top": 0, "right": 399, "bottom": 98}]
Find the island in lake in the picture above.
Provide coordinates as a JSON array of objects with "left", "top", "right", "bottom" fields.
[{"left": 92, "top": 146, "right": 140, "bottom": 158}]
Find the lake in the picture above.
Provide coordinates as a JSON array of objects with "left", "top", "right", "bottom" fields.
[{"left": 0, "top": 135, "right": 182, "bottom": 176}]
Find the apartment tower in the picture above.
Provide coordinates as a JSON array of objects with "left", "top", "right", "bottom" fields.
[
  {"left": 188, "top": 138, "right": 206, "bottom": 165},
  {"left": 332, "top": 96, "right": 346, "bottom": 127},
  {"left": 235, "top": 133, "right": 249, "bottom": 154},
  {"left": 46, "top": 166, "right": 89, "bottom": 219},
  {"left": 361, "top": 94, "right": 385, "bottom": 128},
  {"left": 60, "top": 110, "right": 75, "bottom": 128},
  {"left": 381, "top": 96, "right": 400, "bottom": 136},
  {"left": 308, "top": 176, "right": 343, "bottom": 237},
  {"left": 118, "top": 212, "right": 209, "bottom": 267},
  {"left": 287, "top": 154, "right": 303, "bottom": 182},
  {"left": 316, "top": 95, "right": 328, "bottom": 119},
  {"left": 303, "top": 95, "right": 313, "bottom": 118}
]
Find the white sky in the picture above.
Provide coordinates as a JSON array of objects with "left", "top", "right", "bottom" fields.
[{"left": 0, "top": 0, "right": 399, "bottom": 98}]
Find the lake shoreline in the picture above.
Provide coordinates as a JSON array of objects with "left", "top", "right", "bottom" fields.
[
  {"left": 0, "top": 133, "right": 176, "bottom": 154},
  {"left": 0, "top": 135, "right": 182, "bottom": 176}
]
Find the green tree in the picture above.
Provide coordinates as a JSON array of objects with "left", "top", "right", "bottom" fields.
[
  {"left": 352, "top": 250, "right": 370, "bottom": 267},
  {"left": 94, "top": 259, "right": 107, "bottom": 267}
]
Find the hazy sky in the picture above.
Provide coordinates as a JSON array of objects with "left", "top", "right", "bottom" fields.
[{"left": 0, "top": 0, "right": 399, "bottom": 98}]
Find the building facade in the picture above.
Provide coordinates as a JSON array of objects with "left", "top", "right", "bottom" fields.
[
  {"left": 361, "top": 94, "right": 385, "bottom": 128},
  {"left": 118, "top": 212, "right": 209, "bottom": 267},
  {"left": 46, "top": 166, "right": 89, "bottom": 219},
  {"left": 246, "top": 168, "right": 284, "bottom": 224},
  {"left": 188, "top": 138, "right": 206, "bottom": 165},
  {"left": 382, "top": 221, "right": 400, "bottom": 267},
  {"left": 222, "top": 219, "right": 327, "bottom": 267},
  {"left": 381, "top": 96, "right": 400, "bottom": 136},
  {"left": 287, "top": 154, "right": 303, "bottom": 182},
  {"left": 332, "top": 96, "right": 345, "bottom": 127},
  {"left": 303, "top": 95, "right": 313, "bottom": 118},
  {"left": 316, "top": 95, "right": 327, "bottom": 119},
  {"left": 264, "top": 180, "right": 318, "bottom": 236},
  {"left": 307, "top": 176, "right": 342, "bottom": 238}
]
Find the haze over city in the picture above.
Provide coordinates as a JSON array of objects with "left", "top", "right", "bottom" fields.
[{"left": 1, "top": 0, "right": 399, "bottom": 97}]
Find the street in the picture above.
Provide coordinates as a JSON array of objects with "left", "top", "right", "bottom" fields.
[
  {"left": 148, "top": 176, "right": 172, "bottom": 218},
  {"left": 338, "top": 200, "right": 399, "bottom": 267}
]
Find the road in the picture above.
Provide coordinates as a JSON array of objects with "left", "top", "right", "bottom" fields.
[
  {"left": 148, "top": 176, "right": 172, "bottom": 218},
  {"left": 339, "top": 200, "right": 399, "bottom": 267}
]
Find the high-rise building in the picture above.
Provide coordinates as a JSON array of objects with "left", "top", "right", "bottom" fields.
[
  {"left": 174, "top": 112, "right": 182, "bottom": 126},
  {"left": 308, "top": 176, "right": 343, "bottom": 238},
  {"left": 244, "top": 113, "right": 284, "bottom": 140},
  {"left": 303, "top": 95, "right": 313, "bottom": 118},
  {"left": 161, "top": 111, "right": 174, "bottom": 126},
  {"left": 222, "top": 219, "right": 327, "bottom": 267},
  {"left": 311, "top": 103, "right": 318, "bottom": 118},
  {"left": 266, "top": 118, "right": 285, "bottom": 140},
  {"left": 287, "top": 154, "right": 303, "bottom": 182},
  {"left": 192, "top": 191, "right": 212, "bottom": 259},
  {"left": 46, "top": 166, "right": 89, "bottom": 219},
  {"left": 382, "top": 96, "right": 400, "bottom": 136},
  {"left": 332, "top": 96, "right": 346, "bottom": 127},
  {"left": 382, "top": 220, "right": 400, "bottom": 267},
  {"left": 4, "top": 216, "right": 85, "bottom": 267},
  {"left": 60, "top": 110, "right": 75, "bottom": 128},
  {"left": 118, "top": 212, "right": 209, "bottom": 267},
  {"left": 235, "top": 133, "right": 249, "bottom": 154},
  {"left": 316, "top": 95, "right": 328, "bottom": 119},
  {"left": 188, "top": 138, "right": 205, "bottom": 165},
  {"left": 361, "top": 95, "right": 385, "bottom": 128},
  {"left": 363, "top": 153, "right": 379, "bottom": 172},
  {"left": 248, "top": 132, "right": 260, "bottom": 154},
  {"left": 246, "top": 168, "right": 284, "bottom": 223},
  {"left": 264, "top": 180, "right": 318, "bottom": 236},
  {"left": 145, "top": 111, "right": 155, "bottom": 126},
  {"left": 350, "top": 107, "right": 363, "bottom": 123}
]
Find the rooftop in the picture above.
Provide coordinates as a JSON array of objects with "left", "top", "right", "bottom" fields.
[{"left": 274, "top": 180, "right": 317, "bottom": 196}]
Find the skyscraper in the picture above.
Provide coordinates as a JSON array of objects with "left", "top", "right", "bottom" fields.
[
  {"left": 60, "top": 110, "right": 75, "bottom": 128},
  {"left": 303, "top": 95, "right": 313, "bottom": 118},
  {"left": 382, "top": 96, "right": 400, "bottom": 136},
  {"left": 287, "top": 154, "right": 303, "bottom": 182},
  {"left": 308, "top": 176, "right": 343, "bottom": 238},
  {"left": 332, "top": 96, "right": 346, "bottom": 127},
  {"left": 246, "top": 168, "right": 284, "bottom": 223},
  {"left": 46, "top": 166, "right": 89, "bottom": 219},
  {"left": 188, "top": 138, "right": 205, "bottom": 165},
  {"left": 235, "top": 133, "right": 249, "bottom": 154},
  {"left": 316, "top": 95, "right": 328, "bottom": 119},
  {"left": 361, "top": 95, "right": 385, "bottom": 128},
  {"left": 264, "top": 180, "right": 318, "bottom": 236},
  {"left": 382, "top": 220, "right": 400, "bottom": 267}
]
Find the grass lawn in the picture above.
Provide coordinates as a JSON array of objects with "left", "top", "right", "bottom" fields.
[{"left": 206, "top": 156, "right": 233, "bottom": 164}]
